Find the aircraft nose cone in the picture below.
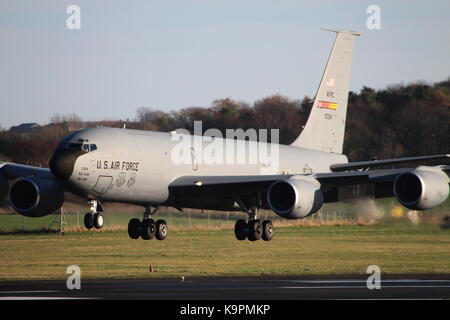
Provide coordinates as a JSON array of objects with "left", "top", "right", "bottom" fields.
[{"left": 49, "top": 148, "right": 84, "bottom": 180}]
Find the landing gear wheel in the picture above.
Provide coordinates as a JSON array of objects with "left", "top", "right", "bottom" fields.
[
  {"left": 247, "top": 219, "right": 262, "bottom": 241},
  {"left": 141, "top": 219, "right": 156, "bottom": 240},
  {"left": 262, "top": 220, "right": 273, "bottom": 241},
  {"left": 155, "top": 219, "right": 168, "bottom": 240},
  {"left": 94, "top": 213, "right": 104, "bottom": 229},
  {"left": 234, "top": 219, "right": 247, "bottom": 240},
  {"left": 84, "top": 213, "right": 94, "bottom": 230},
  {"left": 128, "top": 218, "right": 142, "bottom": 239}
]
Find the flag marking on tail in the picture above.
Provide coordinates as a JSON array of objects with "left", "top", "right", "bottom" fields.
[
  {"left": 318, "top": 101, "right": 338, "bottom": 110},
  {"left": 326, "top": 78, "right": 335, "bottom": 87}
]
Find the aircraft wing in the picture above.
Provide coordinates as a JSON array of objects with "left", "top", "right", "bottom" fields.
[
  {"left": 169, "top": 174, "right": 292, "bottom": 197},
  {"left": 330, "top": 154, "right": 450, "bottom": 172},
  {"left": 168, "top": 166, "right": 450, "bottom": 200},
  {"left": 0, "top": 161, "right": 53, "bottom": 180}
]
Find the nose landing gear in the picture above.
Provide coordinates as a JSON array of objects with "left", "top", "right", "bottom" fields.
[
  {"left": 83, "top": 200, "right": 104, "bottom": 230},
  {"left": 127, "top": 206, "right": 167, "bottom": 241}
]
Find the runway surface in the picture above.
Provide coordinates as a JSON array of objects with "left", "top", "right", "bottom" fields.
[{"left": 0, "top": 276, "right": 449, "bottom": 300}]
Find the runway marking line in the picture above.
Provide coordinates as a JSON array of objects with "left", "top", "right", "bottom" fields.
[
  {"left": 0, "top": 290, "right": 60, "bottom": 294},
  {"left": 279, "top": 285, "right": 450, "bottom": 289},
  {"left": 283, "top": 279, "right": 450, "bottom": 283},
  {"left": 0, "top": 297, "right": 97, "bottom": 300}
]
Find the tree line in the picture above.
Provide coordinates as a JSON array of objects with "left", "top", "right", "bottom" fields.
[{"left": 0, "top": 78, "right": 448, "bottom": 168}]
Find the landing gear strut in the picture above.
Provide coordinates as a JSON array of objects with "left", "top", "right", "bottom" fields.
[
  {"left": 128, "top": 206, "right": 168, "bottom": 241},
  {"left": 84, "top": 200, "right": 104, "bottom": 230},
  {"left": 233, "top": 201, "right": 273, "bottom": 241}
]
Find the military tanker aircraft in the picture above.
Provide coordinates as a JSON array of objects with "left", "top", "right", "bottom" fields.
[{"left": 1, "top": 29, "right": 448, "bottom": 242}]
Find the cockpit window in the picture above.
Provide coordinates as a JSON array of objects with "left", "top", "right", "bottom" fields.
[
  {"left": 68, "top": 143, "right": 83, "bottom": 149},
  {"left": 67, "top": 143, "right": 97, "bottom": 152}
]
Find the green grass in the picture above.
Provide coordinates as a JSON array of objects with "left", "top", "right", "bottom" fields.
[
  {"left": 0, "top": 224, "right": 449, "bottom": 280},
  {"left": 0, "top": 212, "right": 233, "bottom": 233},
  {"left": 1, "top": 196, "right": 448, "bottom": 233}
]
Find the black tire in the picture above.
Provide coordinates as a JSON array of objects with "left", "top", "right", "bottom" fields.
[
  {"left": 262, "top": 220, "right": 274, "bottom": 241},
  {"left": 247, "top": 219, "right": 262, "bottom": 241},
  {"left": 155, "top": 219, "right": 168, "bottom": 240},
  {"left": 84, "top": 213, "right": 94, "bottom": 229},
  {"left": 94, "top": 213, "right": 104, "bottom": 229},
  {"left": 234, "top": 219, "right": 247, "bottom": 240},
  {"left": 141, "top": 219, "right": 156, "bottom": 240},
  {"left": 128, "top": 218, "right": 142, "bottom": 239}
]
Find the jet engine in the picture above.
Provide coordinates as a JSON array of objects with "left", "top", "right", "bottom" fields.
[
  {"left": 267, "top": 176, "right": 323, "bottom": 219},
  {"left": 394, "top": 166, "right": 449, "bottom": 210},
  {"left": 0, "top": 173, "right": 8, "bottom": 201},
  {"left": 8, "top": 177, "right": 64, "bottom": 217}
]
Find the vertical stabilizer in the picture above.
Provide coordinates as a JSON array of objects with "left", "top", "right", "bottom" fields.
[{"left": 291, "top": 29, "right": 360, "bottom": 154}]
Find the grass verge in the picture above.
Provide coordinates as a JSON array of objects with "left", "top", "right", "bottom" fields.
[{"left": 0, "top": 224, "right": 449, "bottom": 280}]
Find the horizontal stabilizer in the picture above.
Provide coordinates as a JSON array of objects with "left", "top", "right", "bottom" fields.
[{"left": 330, "top": 154, "right": 450, "bottom": 172}]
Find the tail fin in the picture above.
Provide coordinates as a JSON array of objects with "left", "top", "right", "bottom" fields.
[{"left": 291, "top": 29, "right": 360, "bottom": 154}]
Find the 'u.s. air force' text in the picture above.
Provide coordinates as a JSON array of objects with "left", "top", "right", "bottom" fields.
[{"left": 96, "top": 160, "right": 139, "bottom": 171}]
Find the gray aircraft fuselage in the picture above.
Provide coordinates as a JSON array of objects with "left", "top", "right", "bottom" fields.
[
  {"left": 47, "top": 29, "right": 358, "bottom": 213},
  {"left": 52, "top": 127, "right": 347, "bottom": 210}
]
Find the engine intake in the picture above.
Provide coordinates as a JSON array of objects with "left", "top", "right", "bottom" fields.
[
  {"left": 9, "top": 177, "right": 64, "bottom": 217},
  {"left": 267, "top": 177, "right": 323, "bottom": 219},
  {"left": 394, "top": 166, "right": 449, "bottom": 210}
]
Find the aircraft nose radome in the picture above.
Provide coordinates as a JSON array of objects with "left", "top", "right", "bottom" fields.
[{"left": 49, "top": 148, "right": 83, "bottom": 180}]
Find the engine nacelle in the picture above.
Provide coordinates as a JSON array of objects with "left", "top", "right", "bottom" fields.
[
  {"left": 8, "top": 177, "right": 64, "bottom": 217},
  {"left": 394, "top": 166, "right": 449, "bottom": 210},
  {"left": 267, "top": 176, "right": 323, "bottom": 219}
]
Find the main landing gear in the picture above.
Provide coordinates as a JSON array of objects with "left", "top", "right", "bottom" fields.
[
  {"left": 234, "top": 204, "right": 274, "bottom": 241},
  {"left": 128, "top": 206, "right": 168, "bottom": 241},
  {"left": 235, "top": 218, "right": 274, "bottom": 241},
  {"left": 83, "top": 200, "right": 104, "bottom": 230}
]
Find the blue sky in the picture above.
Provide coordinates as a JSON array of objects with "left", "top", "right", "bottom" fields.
[{"left": 0, "top": 0, "right": 449, "bottom": 129}]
